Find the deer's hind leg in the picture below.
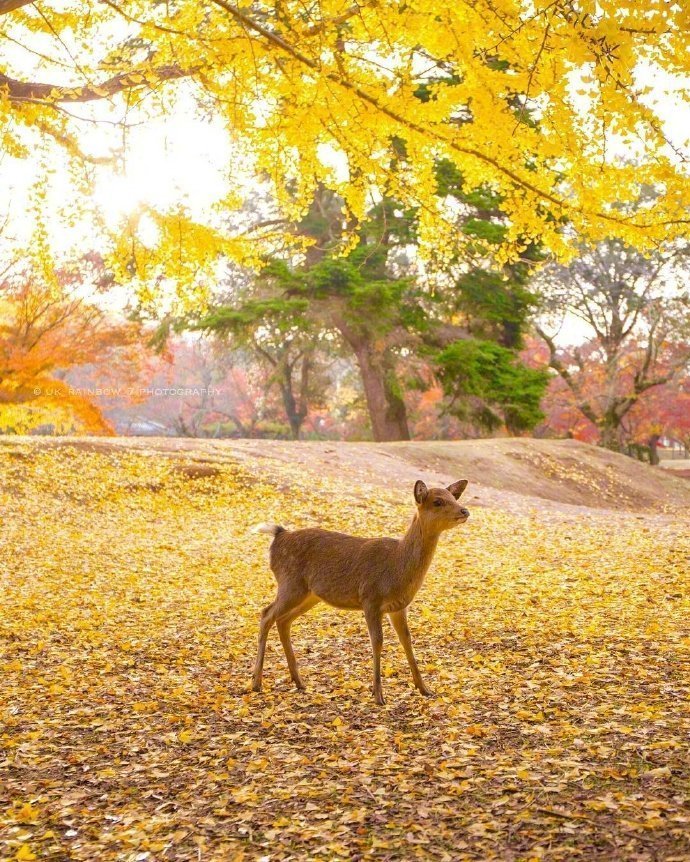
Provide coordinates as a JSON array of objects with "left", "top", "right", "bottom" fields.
[
  {"left": 252, "top": 582, "right": 309, "bottom": 692},
  {"left": 276, "top": 593, "right": 320, "bottom": 690}
]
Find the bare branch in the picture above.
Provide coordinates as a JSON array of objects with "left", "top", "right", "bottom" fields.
[{"left": 534, "top": 324, "right": 599, "bottom": 426}]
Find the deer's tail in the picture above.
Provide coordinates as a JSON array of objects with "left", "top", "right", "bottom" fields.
[{"left": 250, "top": 523, "right": 286, "bottom": 537}]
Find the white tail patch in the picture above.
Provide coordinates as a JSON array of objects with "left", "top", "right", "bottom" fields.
[{"left": 250, "top": 522, "right": 283, "bottom": 537}]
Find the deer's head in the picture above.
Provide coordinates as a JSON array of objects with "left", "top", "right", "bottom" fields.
[{"left": 413, "top": 479, "right": 469, "bottom": 531}]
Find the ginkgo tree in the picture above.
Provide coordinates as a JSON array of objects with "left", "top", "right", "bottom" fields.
[{"left": 1, "top": 0, "right": 690, "bottom": 291}]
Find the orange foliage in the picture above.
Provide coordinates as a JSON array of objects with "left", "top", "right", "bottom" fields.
[
  {"left": 523, "top": 336, "right": 690, "bottom": 447},
  {"left": 0, "top": 268, "right": 144, "bottom": 434}
]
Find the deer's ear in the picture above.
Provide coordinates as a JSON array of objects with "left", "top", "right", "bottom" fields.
[
  {"left": 447, "top": 479, "right": 468, "bottom": 499},
  {"left": 414, "top": 480, "right": 429, "bottom": 504}
]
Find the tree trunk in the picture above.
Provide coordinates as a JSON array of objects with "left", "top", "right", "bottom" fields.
[
  {"left": 278, "top": 379, "right": 303, "bottom": 440},
  {"left": 332, "top": 309, "right": 410, "bottom": 442},
  {"left": 648, "top": 434, "right": 660, "bottom": 466},
  {"left": 278, "top": 355, "right": 311, "bottom": 440},
  {"left": 280, "top": 384, "right": 302, "bottom": 439},
  {"left": 597, "top": 404, "right": 626, "bottom": 453},
  {"left": 352, "top": 342, "right": 410, "bottom": 441}
]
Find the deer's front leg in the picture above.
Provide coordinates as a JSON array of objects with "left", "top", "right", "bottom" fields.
[
  {"left": 389, "top": 608, "right": 433, "bottom": 697},
  {"left": 363, "top": 603, "right": 385, "bottom": 705}
]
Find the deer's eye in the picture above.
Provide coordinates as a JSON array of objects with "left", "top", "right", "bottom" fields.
[{"left": 433, "top": 498, "right": 444, "bottom": 507}]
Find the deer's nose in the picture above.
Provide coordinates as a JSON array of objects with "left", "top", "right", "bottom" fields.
[{"left": 459, "top": 508, "right": 469, "bottom": 518}]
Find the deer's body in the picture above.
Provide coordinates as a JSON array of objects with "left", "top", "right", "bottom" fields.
[
  {"left": 270, "top": 523, "right": 438, "bottom": 612},
  {"left": 252, "top": 479, "right": 469, "bottom": 704}
]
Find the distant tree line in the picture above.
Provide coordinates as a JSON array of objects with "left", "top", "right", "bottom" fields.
[{"left": 2, "top": 203, "right": 689, "bottom": 456}]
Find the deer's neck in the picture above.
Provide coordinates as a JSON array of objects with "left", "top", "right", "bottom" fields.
[{"left": 398, "top": 515, "right": 441, "bottom": 586}]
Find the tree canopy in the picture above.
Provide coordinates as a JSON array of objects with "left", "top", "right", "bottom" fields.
[{"left": 2, "top": 0, "right": 690, "bottom": 287}]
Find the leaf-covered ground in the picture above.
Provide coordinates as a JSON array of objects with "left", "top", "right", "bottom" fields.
[{"left": 1, "top": 441, "right": 689, "bottom": 861}]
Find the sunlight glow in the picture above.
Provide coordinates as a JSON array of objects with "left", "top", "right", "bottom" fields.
[{"left": 93, "top": 113, "right": 233, "bottom": 225}]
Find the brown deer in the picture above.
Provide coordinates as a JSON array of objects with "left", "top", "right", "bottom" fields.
[{"left": 251, "top": 479, "right": 469, "bottom": 704}]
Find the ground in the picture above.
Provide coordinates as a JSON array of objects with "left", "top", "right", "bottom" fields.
[{"left": 1, "top": 437, "right": 689, "bottom": 862}]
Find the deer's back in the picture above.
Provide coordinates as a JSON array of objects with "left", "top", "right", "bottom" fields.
[{"left": 270, "top": 527, "right": 400, "bottom": 609}]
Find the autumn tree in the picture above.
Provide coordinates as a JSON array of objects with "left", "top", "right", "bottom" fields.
[
  {"left": 114, "top": 338, "right": 285, "bottom": 438},
  {"left": 533, "top": 239, "right": 690, "bottom": 451},
  {"left": 193, "top": 293, "right": 329, "bottom": 440},
  {"left": 2, "top": 0, "right": 690, "bottom": 288},
  {"left": 620, "top": 371, "right": 690, "bottom": 464},
  {"left": 662, "top": 373, "right": 690, "bottom": 456},
  {"left": 532, "top": 342, "right": 690, "bottom": 462},
  {"left": 0, "top": 262, "right": 143, "bottom": 434}
]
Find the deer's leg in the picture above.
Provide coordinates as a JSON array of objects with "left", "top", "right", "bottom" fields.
[
  {"left": 363, "top": 603, "right": 385, "bottom": 705},
  {"left": 276, "top": 594, "right": 320, "bottom": 690},
  {"left": 252, "top": 585, "right": 308, "bottom": 692},
  {"left": 252, "top": 600, "right": 276, "bottom": 692},
  {"left": 389, "top": 608, "right": 433, "bottom": 697}
]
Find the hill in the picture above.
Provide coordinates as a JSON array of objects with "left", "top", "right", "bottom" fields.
[{"left": 4, "top": 435, "right": 689, "bottom": 516}]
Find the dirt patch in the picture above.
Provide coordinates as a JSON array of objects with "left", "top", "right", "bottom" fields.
[
  {"left": 122, "top": 481, "right": 165, "bottom": 492},
  {"left": 172, "top": 463, "right": 222, "bottom": 480}
]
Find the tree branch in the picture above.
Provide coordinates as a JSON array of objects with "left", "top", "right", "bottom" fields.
[
  {"left": 535, "top": 324, "right": 599, "bottom": 426},
  {"left": 0, "top": 64, "right": 195, "bottom": 103},
  {"left": 303, "top": 6, "right": 361, "bottom": 36},
  {"left": 0, "top": 0, "right": 33, "bottom": 15},
  {"left": 3, "top": 0, "right": 688, "bottom": 231}
]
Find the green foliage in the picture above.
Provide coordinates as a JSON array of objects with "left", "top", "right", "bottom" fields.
[
  {"left": 434, "top": 158, "right": 503, "bottom": 211},
  {"left": 194, "top": 298, "right": 310, "bottom": 335},
  {"left": 436, "top": 339, "right": 548, "bottom": 433},
  {"left": 262, "top": 238, "right": 424, "bottom": 336},
  {"left": 309, "top": 258, "right": 363, "bottom": 298},
  {"left": 455, "top": 268, "right": 540, "bottom": 349},
  {"left": 463, "top": 218, "right": 507, "bottom": 244},
  {"left": 147, "top": 317, "right": 172, "bottom": 353},
  {"left": 359, "top": 198, "right": 418, "bottom": 248}
]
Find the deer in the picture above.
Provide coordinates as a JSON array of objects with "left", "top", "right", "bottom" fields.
[{"left": 251, "top": 478, "right": 470, "bottom": 704}]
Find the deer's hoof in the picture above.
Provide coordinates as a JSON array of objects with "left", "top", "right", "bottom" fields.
[
  {"left": 251, "top": 681, "right": 262, "bottom": 693},
  {"left": 419, "top": 687, "right": 435, "bottom": 698},
  {"left": 374, "top": 692, "right": 386, "bottom": 706}
]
